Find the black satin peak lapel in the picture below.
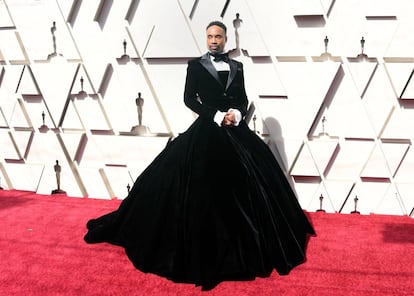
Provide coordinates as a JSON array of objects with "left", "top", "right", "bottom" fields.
[
  {"left": 226, "top": 60, "right": 238, "bottom": 90},
  {"left": 200, "top": 54, "right": 221, "bottom": 85}
]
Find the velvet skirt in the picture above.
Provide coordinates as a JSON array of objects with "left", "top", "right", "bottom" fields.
[{"left": 84, "top": 117, "right": 315, "bottom": 289}]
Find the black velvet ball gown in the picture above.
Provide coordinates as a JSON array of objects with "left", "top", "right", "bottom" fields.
[{"left": 84, "top": 68, "right": 315, "bottom": 290}]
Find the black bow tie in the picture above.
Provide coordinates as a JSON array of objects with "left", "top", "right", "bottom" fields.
[{"left": 211, "top": 52, "right": 229, "bottom": 63}]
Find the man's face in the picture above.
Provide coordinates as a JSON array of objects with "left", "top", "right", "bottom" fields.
[{"left": 206, "top": 25, "right": 227, "bottom": 53}]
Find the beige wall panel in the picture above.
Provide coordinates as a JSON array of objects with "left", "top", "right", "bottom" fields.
[
  {"left": 380, "top": 142, "right": 410, "bottom": 177},
  {"left": 322, "top": 1, "right": 369, "bottom": 56},
  {"left": 102, "top": 61, "right": 170, "bottom": 133},
  {"left": 344, "top": 181, "right": 392, "bottom": 215},
  {"left": 36, "top": 162, "right": 82, "bottom": 197},
  {"left": 0, "top": 131, "right": 21, "bottom": 160},
  {"left": 30, "top": 62, "right": 79, "bottom": 127},
  {"left": 9, "top": 100, "right": 31, "bottom": 128},
  {"left": 384, "top": 62, "right": 414, "bottom": 98},
  {"left": 138, "top": 0, "right": 198, "bottom": 58},
  {"left": 394, "top": 182, "right": 414, "bottom": 216},
  {"left": 0, "top": 162, "right": 11, "bottom": 189},
  {"left": 71, "top": 65, "right": 96, "bottom": 95},
  {"left": 72, "top": 96, "right": 111, "bottom": 131},
  {"left": 55, "top": 0, "right": 74, "bottom": 20},
  {"left": 325, "top": 140, "right": 375, "bottom": 181},
  {"left": 0, "top": 0, "right": 13, "bottom": 27},
  {"left": 323, "top": 74, "right": 376, "bottom": 139},
  {"left": 245, "top": 59, "right": 286, "bottom": 97},
  {"left": 21, "top": 98, "right": 49, "bottom": 130},
  {"left": 58, "top": 132, "right": 84, "bottom": 161},
  {"left": 0, "top": 108, "right": 7, "bottom": 127},
  {"left": 177, "top": 0, "right": 194, "bottom": 16},
  {"left": 394, "top": 147, "right": 414, "bottom": 183},
  {"left": 360, "top": 19, "right": 398, "bottom": 58},
  {"left": 0, "top": 31, "right": 26, "bottom": 61},
  {"left": 362, "top": 65, "right": 397, "bottom": 136},
  {"left": 221, "top": 1, "right": 268, "bottom": 57},
  {"left": 102, "top": 166, "right": 133, "bottom": 199},
  {"left": 61, "top": 100, "right": 84, "bottom": 130},
  {"left": 273, "top": 138, "right": 303, "bottom": 173},
  {"left": 374, "top": 183, "right": 407, "bottom": 215},
  {"left": 384, "top": 18, "right": 414, "bottom": 57},
  {"left": 259, "top": 62, "right": 339, "bottom": 140},
  {"left": 25, "top": 132, "right": 65, "bottom": 164},
  {"left": 292, "top": 182, "right": 329, "bottom": 212},
  {"left": 0, "top": 65, "right": 25, "bottom": 122},
  {"left": 68, "top": 1, "right": 110, "bottom": 88},
  {"left": 360, "top": 143, "right": 393, "bottom": 178},
  {"left": 304, "top": 140, "right": 339, "bottom": 176},
  {"left": 8, "top": 130, "right": 32, "bottom": 159},
  {"left": 345, "top": 62, "right": 378, "bottom": 98},
  {"left": 306, "top": 184, "right": 338, "bottom": 214},
  {"left": 381, "top": 108, "right": 414, "bottom": 139},
  {"left": 290, "top": 143, "right": 320, "bottom": 177},
  {"left": 16, "top": 66, "right": 38, "bottom": 95},
  {"left": 128, "top": 0, "right": 171, "bottom": 55},
  {"left": 261, "top": 137, "right": 288, "bottom": 172},
  {"left": 7, "top": 0, "right": 78, "bottom": 61},
  {"left": 248, "top": 0, "right": 324, "bottom": 56},
  {"left": 3, "top": 162, "right": 43, "bottom": 191},
  {"left": 323, "top": 180, "right": 355, "bottom": 212},
  {"left": 78, "top": 134, "right": 168, "bottom": 168},
  {"left": 145, "top": 62, "right": 193, "bottom": 133},
  {"left": 77, "top": 166, "right": 111, "bottom": 199}
]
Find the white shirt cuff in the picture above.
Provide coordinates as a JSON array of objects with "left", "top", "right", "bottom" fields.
[
  {"left": 228, "top": 109, "right": 242, "bottom": 126},
  {"left": 213, "top": 111, "right": 226, "bottom": 126}
]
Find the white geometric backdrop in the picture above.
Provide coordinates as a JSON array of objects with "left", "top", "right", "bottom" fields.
[{"left": 0, "top": 0, "right": 413, "bottom": 216}]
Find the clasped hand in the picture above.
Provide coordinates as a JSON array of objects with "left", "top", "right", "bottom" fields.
[{"left": 222, "top": 111, "right": 236, "bottom": 126}]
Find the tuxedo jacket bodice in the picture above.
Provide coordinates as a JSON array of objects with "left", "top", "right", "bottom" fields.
[{"left": 184, "top": 53, "right": 249, "bottom": 121}]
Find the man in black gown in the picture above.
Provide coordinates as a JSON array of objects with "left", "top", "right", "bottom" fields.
[{"left": 85, "top": 21, "right": 315, "bottom": 290}]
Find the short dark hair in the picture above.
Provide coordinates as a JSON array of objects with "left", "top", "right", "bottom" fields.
[{"left": 206, "top": 21, "right": 227, "bottom": 34}]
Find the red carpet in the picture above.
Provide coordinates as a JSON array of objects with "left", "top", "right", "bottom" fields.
[{"left": 0, "top": 189, "right": 413, "bottom": 296}]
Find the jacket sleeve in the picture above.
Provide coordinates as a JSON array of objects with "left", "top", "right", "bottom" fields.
[
  {"left": 183, "top": 60, "right": 218, "bottom": 120},
  {"left": 236, "top": 63, "right": 249, "bottom": 117}
]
